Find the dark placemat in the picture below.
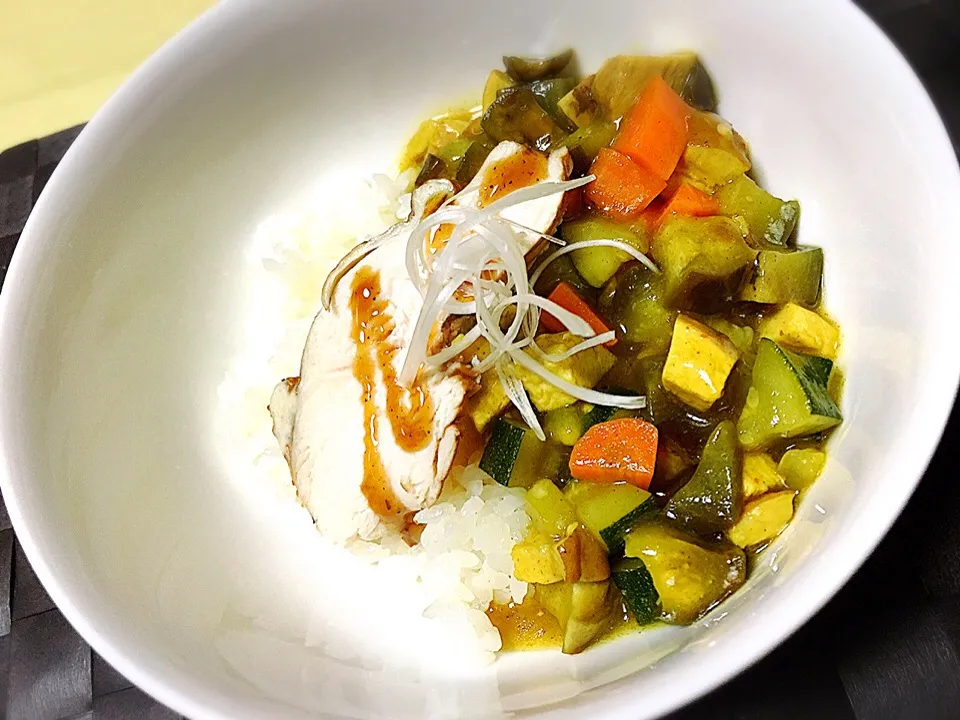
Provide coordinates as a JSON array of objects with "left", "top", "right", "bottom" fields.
[{"left": 0, "top": 1, "right": 958, "bottom": 718}]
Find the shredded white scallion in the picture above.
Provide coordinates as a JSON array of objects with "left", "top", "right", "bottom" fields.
[{"left": 396, "top": 173, "right": 654, "bottom": 420}]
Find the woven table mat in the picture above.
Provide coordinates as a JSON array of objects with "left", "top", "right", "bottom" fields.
[{"left": 0, "top": 1, "right": 958, "bottom": 718}]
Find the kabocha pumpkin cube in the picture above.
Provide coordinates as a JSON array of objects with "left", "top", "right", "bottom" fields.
[{"left": 662, "top": 315, "right": 740, "bottom": 411}]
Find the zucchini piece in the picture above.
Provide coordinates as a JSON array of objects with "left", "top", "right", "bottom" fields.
[
  {"left": 666, "top": 421, "right": 743, "bottom": 535},
  {"left": 661, "top": 314, "right": 741, "bottom": 412},
  {"left": 479, "top": 419, "right": 560, "bottom": 488},
  {"left": 531, "top": 253, "right": 594, "bottom": 299},
  {"left": 778, "top": 448, "right": 827, "bottom": 491},
  {"left": 742, "top": 452, "right": 786, "bottom": 499},
  {"left": 544, "top": 405, "right": 584, "bottom": 447},
  {"left": 625, "top": 522, "right": 746, "bottom": 624},
  {"left": 651, "top": 216, "right": 757, "bottom": 308},
  {"left": 581, "top": 403, "right": 617, "bottom": 433},
  {"left": 530, "top": 78, "right": 579, "bottom": 131},
  {"left": 564, "top": 481, "right": 656, "bottom": 553},
  {"left": 758, "top": 302, "right": 839, "bottom": 358},
  {"left": 483, "top": 70, "right": 515, "bottom": 111},
  {"left": 612, "top": 557, "right": 659, "bottom": 625},
  {"left": 526, "top": 479, "right": 579, "bottom": 538},
  {"left": 718, "top": 175, "right": 800, "bottom": 247},
  {"left": 590, "top": 53, "right": 717, "bottom": 119},
  {"left": 456, "top": 133, "right": 497, "bottom": 185},
  {"left": 562, "top": 119, "right": 617, "bottom": 168},
  {"left": 537, "top": 580, "right": 618, "bottom": 654},
  {"left": 739, "top": 247, "right": 824, "bottom": 307},
  {"left": 479, "top": 419, "right": 526, "bottom": 486},
  {"left": 737, "top": 339, "right": 842, "bottom": 450},
  {"left": 503, "top": 50, "right": 574, "bottom": 82},
  {"left": 726, "top": 490, "right": 797, "bottom": 548},
  {"left": 562, "top": 215, "right": 650, "bottom": 288},
  {"left": 599, "top": 262, "right": 675, "bottom": 352},
  {"left": 704, "top": 317, "right": 755, "bottom": 355},
  {"left": 684, "top": 146, "right": 750, "bottom": 191}
]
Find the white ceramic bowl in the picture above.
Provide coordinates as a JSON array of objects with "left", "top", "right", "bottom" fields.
[{"left": 2, "top": 0, "right": 959, "bottom": 718}]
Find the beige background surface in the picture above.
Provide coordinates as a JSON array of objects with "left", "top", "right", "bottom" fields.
[{"left": 0, "top": 0, "right": 215, "bottom": 151}]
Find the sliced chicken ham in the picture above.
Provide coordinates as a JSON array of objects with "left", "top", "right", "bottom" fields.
[{"left": 269, "top": 142, "right": 572, "bottom": 544}]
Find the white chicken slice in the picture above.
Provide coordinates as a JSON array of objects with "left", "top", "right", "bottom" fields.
[{"left": 269, "top": 144, "right": 573, "bottom": 545}]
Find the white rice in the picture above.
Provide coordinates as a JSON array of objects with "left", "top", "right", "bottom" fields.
[{"left": 217, "top": 168, "right": 530, "bottom": 662}]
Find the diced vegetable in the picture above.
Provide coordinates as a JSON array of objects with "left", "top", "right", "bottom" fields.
[
  {"left": 585, "top": 148, "right": 667, "bottom": 220},
  {"left": 704, "top": 317, "right": 755, "bottom": 355},
  {"left": 530, "top": 78, "right": 579, "bottom": 131},
  {"left": 557, "top": 74, "right": 600, "bottom": 128},
  {"left": 726, "top": 490, "right": 797, "bottom": 548},
  {"left": 739, "top": 247, "right": 824, "bottom": 307},
  {"left": 683, "top": 146, "right": 751, "bottom": 191},
  {"left": 401, "top": 108, "right": 477, "bottom": 171},
  {"left": 564, "top": 481, "right": 655, "bottom": 552},
  {"left": 503, "top": 50, "right": 574, "bottom": 82},
  {"left": 653, "top": 436, "right": 694, "bottom": 487},
  {"left": 544, "top": 405, "right": 585, "bottom": 446},
  {"left": 537, "top": 580, "right": 618, "bottom": 654},
  {"left": 561, "top": 119, "right": 617, "bottom": 167},
  {"left": 562, "top": 215, "right": 650, "bottom": 287},
  {"left": 526, "top": 478, "right": 579, "bottom": 538},
  {"left": 624, "top": 522, "right": 746, "bottom": 623},
  {"left": 512, "top": 527, "right": 610, "bottom": 584},
  {"left": 778, "top": 448, "right": 827, "bottom": 491},
  {"left": 479, "top": 419, "right": 526, "bottom": 486},
  {"left": 516, "top": 332, "right": 617, "bottom": 411},
  {"left": 456, "top": 133, "right": 497, "bottom": 185},
  {"left": 511, "top": 533, "right": 569, "bottom": 584},
  {"left": 483, "top": 70, "right": 516, "bottom": 110},
  {"left": 737, "top": 339, "right": 843, "bottom": 449},
  {"left": 599, "top": 263, "right": 676, "bottom": 352},
  {"left": 758, "top": 302, "right": 839, "bottom": 358},
  {"left": 742, "top": 453, "right": 786, "bottom": 499},
  {"left": 651, "top": 216, "right": 757, "bottom": 307},
  {"left": 718, "top": 175, "right": 800, "bottom": 247},
  {"left": 613, "top": 76, "right": 690, "bottom": 181},
  {"left": 540, "top": 282, "right": 615, "bottom": 344},
  {"left": 655, "top": 182, "right": 720, "bottom": 227},
  {"left": 612, "top": 557, "right": 659, "bottom": 625},
  {"left": 481, "top": 86, "right": 568, "bottom": 152},
  {"left": 588, "top": 53, "right": 717, "bottom": 119},
  {"left": 531, "top": 253, "right": 594, "bottom": 299},
  {"left": 479, "top": 418, "right": 556, "bottom": 488},
  {"left": 661, "top": 315, "right": 741, "bottom": 411},
  {"left": 666, "top": 421, "right": 743, "bottom": 534},
  {"left": 415, "top": 154, "right": 452, "bottom": 188},
  {"left": 467, "top": 368, "right": 511, "bottom": 432},
  {"left": 581, "top": 404, "right": 617, "bottom": 433},
  {"left": 569, "top": 418, "right": 659, "bottom": 489}
]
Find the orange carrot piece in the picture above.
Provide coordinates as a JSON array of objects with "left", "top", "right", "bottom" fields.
[
  {"left": 541, "top": 281, "right": 616, "bottom": 346},
  {"left": 613, "top": 75, "right": 690, "bottom": 181},
  {"left": 585, "top": 147, "right": 666, "bottom": 221},
  {"left": 657, "top": 182, "right": 720, "bottom": 225},
  {"left": 569, "top": 418, "right": 659, "bottom": 489}
]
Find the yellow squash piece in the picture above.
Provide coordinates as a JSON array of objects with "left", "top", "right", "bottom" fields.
[
  {"left": 516, "top": 333, "right": 616, "bottom": 412},
  {"left": 662, "top": 315, "right": 741, "bottom": 411},
  {"left": 742, "top": 453, "right": 787, "bottom": 500},
  {"left": 537, "top": 580, "right": 618, "bottom": 654},
  {"left": 467, "top": 372, "right": 510, "bottom": 432},
  {"left": 759, "top": 304, "right": 840, "bottom": 360},
  {"left": 726, "top": 490, "right": 797, "bottom": 548},
  {"left": 512, "top": 527, "right": 610, "bottom": 584}
]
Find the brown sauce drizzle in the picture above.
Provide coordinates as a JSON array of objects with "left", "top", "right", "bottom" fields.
[
  {"left": 478, "top": 147, "right": 549, "bottom": 207},
  {"left": 350, "top": 267, "right": 435, "bottom": 519}
]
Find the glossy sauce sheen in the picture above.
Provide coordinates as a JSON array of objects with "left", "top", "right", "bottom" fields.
[
  {"left": 350, "top": 267, "right": 435, "bottom": 518},
  {"left": 488, "top": 596, "right": 636, "bottom": 651},
  {"left": 478, "top": 147, "right": 549, "bottom": 207}
]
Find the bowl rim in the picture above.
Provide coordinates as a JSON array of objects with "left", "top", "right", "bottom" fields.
[{"left": 1, "top": 1, "right": 959, "bottom": 718}]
